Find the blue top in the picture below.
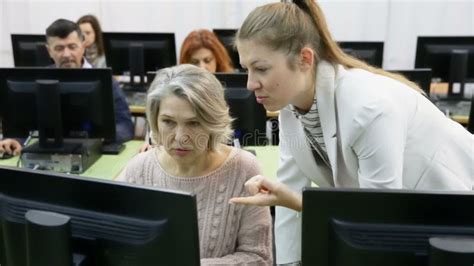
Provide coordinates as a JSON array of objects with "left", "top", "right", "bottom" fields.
[{"left": 111, "top": 78, "right": 134, "bottom": 142}]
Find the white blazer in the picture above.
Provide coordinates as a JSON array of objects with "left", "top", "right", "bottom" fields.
[{"left": 275, "top": 61, "right": 474, "bottom": 264}]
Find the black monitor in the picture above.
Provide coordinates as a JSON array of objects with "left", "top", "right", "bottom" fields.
[
  {"left": 11, "top": 34, "right": 53, "bottom": 67},
  {"left": 415, "top": 36, "right": 474, "bottom": 98},
  {"left": 302, "top": 188, "right": 474, "bottom": 266},
  {"left": 468, "top": 95, "right": 474, "bottom": 133},
  {"left": 338, "top": 41, "right": 384, "bottom": 67},
  {"left": 389, "top": 69, "right": 433, "bottom": 95},
  {"left": 214, "top": 73, "right": 267, "bottom": 146},
  {"left": 212, "top": 29, "right": 242, "bottom": 72},
  {"left": 0, "top": 165, "right": 200, "bottom": 266},
  {"left": 102, "top": 32, "right": 177, "bottom": 89},
  {"left": 0, "top": 68, "right": 116, "bottom": 150}
]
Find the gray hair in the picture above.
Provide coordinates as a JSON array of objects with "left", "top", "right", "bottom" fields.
[{"left": 146, "top": 64, "right": 234, "bottom": 151}]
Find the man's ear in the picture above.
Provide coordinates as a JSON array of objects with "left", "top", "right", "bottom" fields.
[
  {"left": 299, "top": 47, "right": 314, "bottom": 71},
  {"left": 45, "top": 43, "right": 53, "bottom": 59}
]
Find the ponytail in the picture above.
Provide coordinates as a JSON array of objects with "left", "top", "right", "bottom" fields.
[{"left": 238, "top": 0, "right": 424, "bottom": 94}]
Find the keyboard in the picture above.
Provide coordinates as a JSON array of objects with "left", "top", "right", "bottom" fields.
[{"left": 101, "top": 143, "right": 125, "bottom": 155}]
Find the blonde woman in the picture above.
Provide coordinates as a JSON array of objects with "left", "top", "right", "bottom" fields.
[
  {"left": 229, "top": 0, "right": 473, "bottom": 264},
  {"left": 117, "top": 64, "right": 272, "bottom": 265}
]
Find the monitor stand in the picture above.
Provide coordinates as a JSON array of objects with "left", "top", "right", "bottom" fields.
[
  {"left": 429, "top": 236, "right": 474, "bottom": 265},
  {"left": 21, "top": 138, "right": 102, "bottom": 174},
  {"left": 448, "top": 50, "right": 468, "bottom": 100},
  {"left": 125, "top": 42, "right": 147, "bottom": 92},
  {"left": 25, "top": 210, "right": 89, "bottom": 266}
]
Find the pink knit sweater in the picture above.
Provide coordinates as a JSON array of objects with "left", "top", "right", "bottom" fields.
[{"left": 121, "top": 147, "right": 273, "bottom": 265}]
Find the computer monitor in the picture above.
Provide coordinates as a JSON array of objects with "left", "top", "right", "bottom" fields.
[
  {"left": 389, "top": 69, "right": 433, "bottom": 95},
  {"left": 467, "top": 95, "right": 474, "bottom": 134},
  {"left": 11, "top": 34, "right": 53, "bottom": 67},
  {"left": 102, "top": 32, "right": 177, "bottom": 89},
  {"left": 214, "top": 73, "right": 267, "bottom": 146},
  {"left": 212, "top": 29, "right": 242, "bottom": 72},
  {"left": 338, "top": 41, "right": 384, "bottom": 67},
  {"left": 302, "top": 188, "right": 474, "bottom": 266},
  {"left": 415, "top": 36, "right": 474, "bottom": 98},
  {"left": 0, "top": 68, "right": 116, "bottom": 150},
  {"left": 0, "top": 165, "right": 200, "bottom": 266}
]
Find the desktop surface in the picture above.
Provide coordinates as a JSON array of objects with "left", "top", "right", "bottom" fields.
[{"left": 0, "top": 141, "right": 279, "bottom": 181}]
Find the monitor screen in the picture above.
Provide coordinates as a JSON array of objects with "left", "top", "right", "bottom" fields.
[
  {"left": 338, "top": 41, "right": 384, "bottom": 67},
  {"left": 415, "top": 36, "right": 474, "bottom": 82},
  {"left": 11, "top": 34, "right": 53, "bottom": 67},
  {"left": 214, "top": 73, "right": 267, "bottom": 146},
  {"left": 302, "top": 188, "right": 474, "bottom": 266},
  {"left": 389, "top": 69, "right": 432, "bottom": 95},
  {"left": 103, "top": 32, "right": 177, "bottom": 76},
  {"left": 212, "top": 29, "right": 242, "bottom": 72},
  {"left": 0, "top": 165, "right": 200, "bottom": 266},
  {"left": 0, "top": 68, "right": 116, "bottom": 143},
  {"left": 467, "top": 95, "right": 474, "bottom": 133}
]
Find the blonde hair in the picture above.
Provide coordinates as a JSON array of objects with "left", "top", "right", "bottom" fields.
[
  {"left": 146, "top": 64, "right": 234, "bottom": 151},
  {"left": 236, "top": 0, "right": 424, "bottom": 94}
]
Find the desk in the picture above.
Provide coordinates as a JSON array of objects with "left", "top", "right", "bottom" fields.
[
  {"left": 0, "top": 141, "right": 280, "bottom": 181},
  {"left": 129, "top": 105, "right": 146, "bottom": 116},
  {"left": 0, "top": 141, "right": 143, "bottom": 180},
  {"left": 430, "top": 83, "right": 471, "bottom": 125}
]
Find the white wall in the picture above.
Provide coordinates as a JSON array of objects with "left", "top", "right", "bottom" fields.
[
  {"left": 384, "top": 0, "right": 474, "bottom": 69},
  {"left": 1, "top": 0, "right": 473, "bottom": 69}
]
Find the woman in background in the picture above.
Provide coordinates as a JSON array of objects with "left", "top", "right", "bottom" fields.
[
  {"left": 77, "top": 14, "right": 106, "bottom": 68},
  {"left": 180, "top": 29, "right": 234, "bottom": 73}
]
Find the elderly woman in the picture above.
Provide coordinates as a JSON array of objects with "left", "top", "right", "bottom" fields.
[{"left": 117, "top": 64, "right": 272, "bottom": 265}]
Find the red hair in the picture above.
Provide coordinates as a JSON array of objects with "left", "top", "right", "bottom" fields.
[{"left": 180, "top": 29, "right": 234, "bottom": 73}]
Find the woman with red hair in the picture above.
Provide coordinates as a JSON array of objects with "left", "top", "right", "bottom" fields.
[{"left": 180, "top": 29, "right": 234, "bottom": 73}]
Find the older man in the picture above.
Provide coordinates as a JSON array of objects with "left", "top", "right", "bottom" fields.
[{"left": 0, "top": 19, "right": 134, "bottom": 156}]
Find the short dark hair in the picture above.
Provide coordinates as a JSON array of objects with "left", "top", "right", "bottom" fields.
[{"left": 45, "top": 19, "right": 83, "bottom": 41}]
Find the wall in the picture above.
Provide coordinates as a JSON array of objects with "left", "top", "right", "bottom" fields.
[{"left": 1, "top": 0, "right": 473, "bottom": 69}]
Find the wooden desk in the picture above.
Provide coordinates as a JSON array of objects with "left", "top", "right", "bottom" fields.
[
  {"left": 0, "top": 141, "right": 280, "bottom": 181},
  {"left": 129, "top": 105, "right": 146, "bottom": 116},
  {"left": 430, "top": 82, "right": 449, "bottom": 95}
]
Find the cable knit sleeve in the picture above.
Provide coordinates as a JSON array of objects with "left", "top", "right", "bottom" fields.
[
  {"left": 115, "top": 150, "right": 151, "bottom": 185},
  {"left": 201, "top": 150, "right": 273, "bottom": 265}
]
